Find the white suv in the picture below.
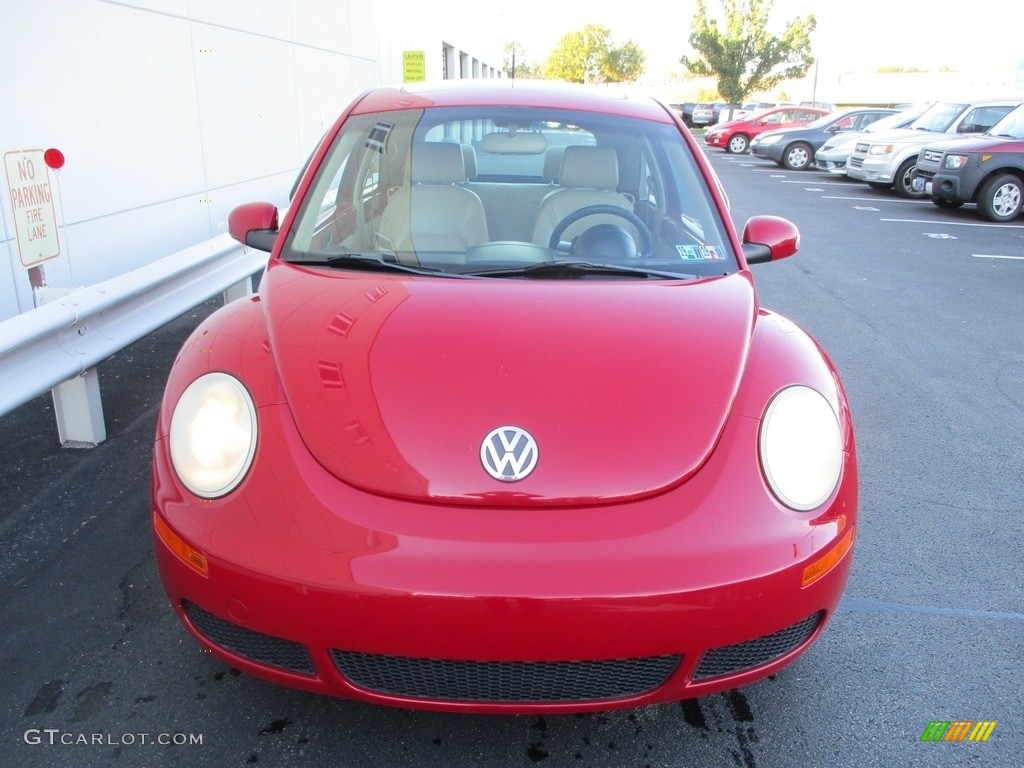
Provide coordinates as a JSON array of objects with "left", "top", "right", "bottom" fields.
[{"left": 846, "top": 98, "right": 1021, "bottom": 197}]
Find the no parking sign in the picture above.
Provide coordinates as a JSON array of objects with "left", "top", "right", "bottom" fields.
[{"left": 3, "top": 148, "right": 61, "bottom": 268}]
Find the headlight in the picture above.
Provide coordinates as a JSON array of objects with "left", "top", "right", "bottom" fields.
[
  {"left": 943, "top": 154, "right": 969, "bottom": 170},
  {"left": 868, "top": 144, "right": 894, "bottom": 156},
  {"left": 169, "top": 372, "right": 258, "bottom": 498},
  {"left": 757, "top": 134, "right": 783, "bottom": 146},
  {"left": 759, "top": 386, "right": 843, "bottom": 511}
]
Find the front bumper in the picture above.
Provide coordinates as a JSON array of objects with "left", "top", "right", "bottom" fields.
[
  {"left": 814, "top": 150, "right": 849, "bottom": 174},
  {"left": 846, "top": 153, "right": 895, "bottom": 183},
  {"left": 922, "top": 165, "right": 983, "bottom": 204},
  {"left": 751, "top": 143, "right": 783, "bottom": 162},
  {"left": 153, "top": 399, "right": 857, "bottom": 713}
]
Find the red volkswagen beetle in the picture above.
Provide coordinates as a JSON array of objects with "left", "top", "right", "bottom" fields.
[{"left": 152, "top": 81, "right": 857, "bottom": 713}]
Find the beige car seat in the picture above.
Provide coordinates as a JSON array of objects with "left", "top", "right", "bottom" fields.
[{"left": 378, "top": 142, "right": 489, "bottom": 260}]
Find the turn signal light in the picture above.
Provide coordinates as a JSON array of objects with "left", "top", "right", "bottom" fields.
[
  {"left": 802, "top": 527, "right": 854, "bottom": 587},
  {"left": 154, "top": 512, "right": 209, "bottom": 577}
]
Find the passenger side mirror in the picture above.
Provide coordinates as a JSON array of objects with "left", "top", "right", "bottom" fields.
[
  {"left": 741, "top": 215, "right": 799, "bottom": 265},
  {"left": 228, "top": 202, "right": 280, "bottom": 252}
]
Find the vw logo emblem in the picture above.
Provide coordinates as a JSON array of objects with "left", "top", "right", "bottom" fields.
[{"left": 480, "top": 426, "right": 538, "bottom": 482}]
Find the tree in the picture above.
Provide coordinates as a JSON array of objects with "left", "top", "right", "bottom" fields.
[
  {"left": 681, "top": 0, "right": 815, "bottom": 107},
  {"left": 544, "top": 24, "right": 646, "bottom": 84}
]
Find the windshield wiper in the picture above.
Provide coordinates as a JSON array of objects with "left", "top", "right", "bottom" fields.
[
  {"left": 287, "top": 254, "right": 457, "bottom": 277},
  {"left": 465, "top": 261, "right": 697, "bottom": 280}
]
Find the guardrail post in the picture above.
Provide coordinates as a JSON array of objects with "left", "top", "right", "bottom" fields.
[
  {"left": 51, "top": 368, "right": 106, "bottom": 447},
  {"left": 223, "top": 275, "right": 253, "bottom": 304}
]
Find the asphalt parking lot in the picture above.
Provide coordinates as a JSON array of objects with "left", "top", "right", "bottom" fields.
[{"left": 2, "top": 146, "right": 1022, "bottom": 768}]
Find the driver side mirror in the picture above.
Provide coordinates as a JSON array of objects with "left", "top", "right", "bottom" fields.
[
  {"left": 741, "top": 215, "right": 799, "bottom": 265},
  {"left": 228, "top": 202, "right": 279, "bottom": 252}
]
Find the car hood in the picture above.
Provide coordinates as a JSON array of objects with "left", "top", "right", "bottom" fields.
[
  {"left": 921, "top": 134, "right": 1022, "bottom": 153},
  {"left": 860, "top": 127, "right": 951, "bottom": 147},
  {"left": 263, "top": 263, "right": 756, "bottom": 506},
  {"left": 711, "top": 117, "right": 753, "bottom": 131},
  {"left": 752, "top": 130, "right": 784, "bottom": 142}
]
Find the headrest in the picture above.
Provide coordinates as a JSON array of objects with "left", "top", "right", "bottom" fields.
[
  {"left": 559, "top": 146, "right": 619, "bottom": 189},
  {"left": 411, "top": 143, "right": 466, "bottom": 184},
  {"left": 460, "top": 144, "right": 478, "bottom": 179},
  {"left": 542, "top": 146, "right": 565, "bottom": 183}
]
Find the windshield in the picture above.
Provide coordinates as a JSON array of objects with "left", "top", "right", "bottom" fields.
[
  {"left": 864, "top": 109, "right": 923, "bottom": 132},
  {"left": 805, "top": 113, "right": 839, "bottom": 130},
  {"left": 909, "top": 102, "right": 968, "bottom": 132},
  {"left": 988, "top": 104, "right": 1024, "bottom": 139},
  {"left": 284, "top": 104, "right": 736, "bottom": 278}
]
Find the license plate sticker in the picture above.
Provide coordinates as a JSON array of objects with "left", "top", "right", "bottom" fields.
[{"left": 676, "top": 245, "right": 725, "bottom": 261}]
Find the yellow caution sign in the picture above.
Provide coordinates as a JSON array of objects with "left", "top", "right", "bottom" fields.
[{"left": 403, "top": 51, "right": 426, "bottom": 83}]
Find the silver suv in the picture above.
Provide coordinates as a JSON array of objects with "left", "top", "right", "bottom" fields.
[{"left": 845, "top": 98, "right": 1021, "bottom": 197}]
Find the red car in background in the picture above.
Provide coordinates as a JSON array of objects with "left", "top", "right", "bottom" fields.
[
  {"left": 152, "top": 81, "right": 857, "bottom": 714},
  {"left": 705, "top": 106, "right": 832, "bottom": 154}
]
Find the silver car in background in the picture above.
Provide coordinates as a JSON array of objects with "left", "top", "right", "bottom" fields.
[{"left": 814, "top": 108, "right": 925, "bottom": 175}]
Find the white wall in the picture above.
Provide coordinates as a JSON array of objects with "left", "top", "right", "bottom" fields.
[
  {"left": 1, "top": 0, "right": 501, "bottom": 324},
  {"left": 0, "top": 0, "right": 376, "bottom": 320}
]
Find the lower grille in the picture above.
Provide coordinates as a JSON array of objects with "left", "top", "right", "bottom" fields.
[
  {"left": 916, "top": 169, "right": 935, "bottom": 181},
  {"left": 849, "top": 157, "right": 863, "bottom": 169},
  {"left": 692, "top": 612, "right": 823, "bottom": 680},
  {"left": 183, "top": 601, "right": 315, "bottom": 676},
  {"left": 330, "top": 650, "right": 680, "bottom": 703}
]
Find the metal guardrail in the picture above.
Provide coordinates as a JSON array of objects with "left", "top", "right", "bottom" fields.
[{"left": 0, "top": 232, "right": 268, "bottom": 446}]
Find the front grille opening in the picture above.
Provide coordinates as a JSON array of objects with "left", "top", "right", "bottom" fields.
[
  {"left": 183, "top": 601, "right": 315, "bottom": 677},
  {"left": 692, "top": 611, "right": 823, "bottom": 681},
  {"left": 330, "top": 650, "right": 680, "bottom": 703}
]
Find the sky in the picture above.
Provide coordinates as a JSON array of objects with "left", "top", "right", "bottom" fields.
[{"left": 388, "top": 0, "right": 1022, "bottom": 82}]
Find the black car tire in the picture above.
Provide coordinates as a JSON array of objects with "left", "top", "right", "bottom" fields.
[
  {"left": 894, "top": 157, "right": 924, "bottom": 199},
  {"left": 976, "top": 173, "right": 1023, "bottom": 222},
  {"left": 727, "top": 134, "right": 749, "bottom": 154},
  {"left": 867, "top": 182, "right": 891, "bottom": 190},
  {"left": 782, "top": 142, "right": 813, "bottom": 170}
]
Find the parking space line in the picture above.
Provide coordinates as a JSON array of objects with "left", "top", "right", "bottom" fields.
[
  {"left": 781, "top": 180, "right": 856, "bottom": 186},
  {"left": 824, "top": 196, "right": 931, "bottom": 203},
  {"left": 881, "top": 218, "right": 1024, "bottom": 229},
  {"left": 973, "top": 254, "right": 1024, "bottom": 260}
]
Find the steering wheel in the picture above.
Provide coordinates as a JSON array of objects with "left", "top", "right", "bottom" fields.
[{"left": 548, "top": 205, "right": 654, "bottom": 258}]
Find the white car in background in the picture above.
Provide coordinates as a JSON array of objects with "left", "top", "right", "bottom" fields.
[{"left": 814, "top": 108, "right": 925, "bottom": 175}]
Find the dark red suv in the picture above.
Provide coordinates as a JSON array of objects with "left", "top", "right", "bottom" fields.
[{"left": 913, "top": 103, "right": 1024, "bottom": 222}]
